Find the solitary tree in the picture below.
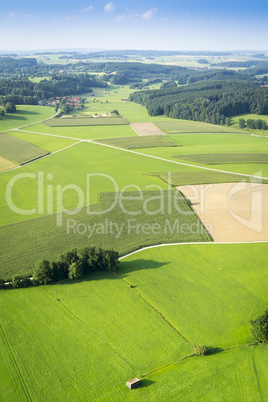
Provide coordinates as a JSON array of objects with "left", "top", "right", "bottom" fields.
[
  {"left": 225, "top": 117, "right": 231, "bottom": 126},
  {"left": 251, "top": 309, "right": 268, "bottom": 343},
  {"left": 195, "top": 345, "right": 208, "bottom": 356},
  {"left": 5, "top": 102, "right": 16, "bottom": 113}
]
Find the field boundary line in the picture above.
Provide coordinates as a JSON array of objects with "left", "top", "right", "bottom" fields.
[
  {"left": 116, "top": 272, "right": 195, "bottom": 348},
  {"left": 130, "top": 125, "right": 141, "bottom": 136},
  {"left": 139, "top": 342, "right": 258, "bottom": 379},
  {"left": 119, "top": 241, "right": 268, "bottom": 260},
  {"left": 0, "top": 322, "right": 32, "bottom": 401},
  {"left": 90, "top": 140, "right": 268, "bottom": 180},
  {"left": 251, "top": 355, "right": 263, "bottom": 401}
]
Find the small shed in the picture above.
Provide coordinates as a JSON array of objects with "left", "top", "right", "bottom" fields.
[{"left": 126, "top": 378, "right": 141, "bottom": 390}]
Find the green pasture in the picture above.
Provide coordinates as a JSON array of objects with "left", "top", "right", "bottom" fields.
[
  {"left": 24, "top": 123, "right": 137, "bottom": 140},
  {"left": 0, "top": 191, "right": 210, "bottom": 279},
  {"left": 29, "top": 76, "right": 50, "bottom": 83},
  {"left": 0, "top": 274, "right": 191, "bottom": 401},
  {"left": 135, "top": 133, "right": 268, "bottom": 177},
  {"left": 0, "top": 141, "right": 199, "bottom": 227},
  {"left": 1, "top": 243, "right": 267, "bottom": 401},
  {"left": 120, "top": 243, "right": 268, "bottom": 348},
  {"left": 141, "top": 346, "right": 267, "bottom": 401},
  {"left": 149, "top": 133, "right": 268, "bottom": 155},
  {"left": 44, "top": 117, "right": 129, "bottom": 127},
  {"left": 0, "top": 105, "right": 55, "bottom": 132},
  {"left": 79, "top": 90, "right": 173, "bottom": 123},
  {"left": 96, "top": 135, "right": 180, "bottom": 149},
  {"left": 173, "top": 153, "right": 268, "bottom": 164},
  {"left": 0, "top": 133, "right": 49, "bottom": 165},
  {"left": 9, "top": 131, "right": 79, "bottom": 153},
  {"left": 155, "top": 119, "right": 245, "bottom": 134}
]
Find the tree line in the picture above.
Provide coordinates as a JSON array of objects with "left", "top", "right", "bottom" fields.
[
  {"left": 0, "top": 246, "right": 119, "bottom": 290},
  {"left": 239, "top": 118, "right": 267, "bottom": 130},
  {"left": 129, "top": 81, "right": 268, "bottom": 125}
]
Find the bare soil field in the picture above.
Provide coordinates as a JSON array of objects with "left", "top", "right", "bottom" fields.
[
  {"left": 131, "top": 122, "right": 165, "bottom": 136},
  {"left": 178, "top": 182, "right": 268, "bottom": 242}
]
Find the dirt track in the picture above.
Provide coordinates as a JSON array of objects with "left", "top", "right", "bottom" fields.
[
  {"left": 131, "top": 122, "right": 165, "bottom": 136},
  {"left": 177, "top": 183, "right": 268, "bottom": 242}
]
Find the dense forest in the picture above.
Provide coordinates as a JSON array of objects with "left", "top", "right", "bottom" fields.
[
  {"left": 129, "top": 81, "right": 268, "bottom": 125},
  {"left": 0, "top": 73, "right": 107, "bottom": 104}
]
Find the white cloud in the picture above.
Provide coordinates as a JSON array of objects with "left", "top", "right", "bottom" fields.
[
  {"left": 116, "top": 14, "right": 127, "bottom": 22},
  {"left": 142, "top": 8, "right": 158, "bottom": 21},
  {"left": 8, "top": 12, "right": 32, "bottom": 19},
  {"left": 116, "top": 13, "right": 139, "bottom": 22},
  {"left": 80, "top": 5, "right": 94, "bottom": 13},
  {"left": 65, "top": 15, "right": 81, "bottom": 21},
  {"left": 104, "top": 2, "right": 116, "bottom": 12}
]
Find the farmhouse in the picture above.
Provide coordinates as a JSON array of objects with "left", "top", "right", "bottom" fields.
[{"left": 126, "top": 378, "right": 141, "bottom": 390}]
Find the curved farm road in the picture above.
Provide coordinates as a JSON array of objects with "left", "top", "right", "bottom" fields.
[{"left": 178, "top": 182, "right": 268, "bottom": 242}]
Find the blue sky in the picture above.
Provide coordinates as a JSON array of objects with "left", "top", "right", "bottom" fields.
[{"left": 0, "top": 0, "right": 267, "bottom": 51}]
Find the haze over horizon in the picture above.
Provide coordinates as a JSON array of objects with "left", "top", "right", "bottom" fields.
[{"left": 0, "top": 0, "right": 267, "bottom": 51}]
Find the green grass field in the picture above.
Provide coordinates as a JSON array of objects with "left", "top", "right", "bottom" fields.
[
  {"left": 155, "top": 119, "right": 245, "bottom": 134},
  {"left": 232, "top": 113, "right": 268, "bottom": 136},
  {"left": 0, "top": 133, "right": 49, "bottom": 165},
  {"left": 121, "top": 244, "right": 268, "bottom": 348},
  {"left": 135, "top": 133, "right": 268, "bottom": 177},
  {"left": 44, "top": 117, "right": 129, "bottom": 127},
  {"left": 96, "top": 135, "right": 180, "bottom": 149},
  {"left": 0, "top": 105, "right": 55, "bottom": 132},
  {"left": 147, "top": 170, "right": 268, "bottom": 186},
  {"left": 9, "top": 131, "right": 79, "bottom": 153},
  {"left": 0, "top": 243, "right": 267, "bottom": 400},
  {"left": 0, "top": 191, "right": 211, "bottom": 280},
  {"left": 24, "top": 123, "right": 137, "bottom": 140},
  {"left": 0, "top": 141, "right": 199, "bottom": 227},
  {"left": 0, "top": 272, "right": 192, "bottom": 401},
  {"left": 173, "top": 153, "right": 268, "bottom": 164},
  {"left": 141, "top": 346, "right": 267, "bottom": 401}
]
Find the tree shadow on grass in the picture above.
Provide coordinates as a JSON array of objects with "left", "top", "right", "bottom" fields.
[
  {"left": 206, "top": 347, "right": 225, "bottom": 356},
  {"left": 5, "top": 110, "right": 41, "bottom": 122},
  {"left": 53, "top": 259, "right": 170, "bottom": 287},
  {"left": 119, "top": 259, "right": 170, "bottom": 278}
]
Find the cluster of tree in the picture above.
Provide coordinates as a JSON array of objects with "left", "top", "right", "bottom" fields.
[
  {"left": 0, "top": 57, "right": 38, "bottom": 73},
  {"left": 0, "top": 73, "right": 107, "bottom": 104},
  {"left": 239, "top": 118, "right": 267, "bottom": 130},
  {"left": 251, "top": 309, "right": 268, "bottom": 343},
  {"left": 160, "top": 80, "right": 177, "bottom": 89},
  {"left": 0, "top": 247, "right": 119, "bottom": 290},
  {"left": 129, "top": 81, "right": 268, "bottom": 125}
]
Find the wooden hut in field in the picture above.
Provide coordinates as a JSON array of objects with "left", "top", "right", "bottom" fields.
[{"left": 126, "top": 378, "right": 141, "bottom": 390}]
